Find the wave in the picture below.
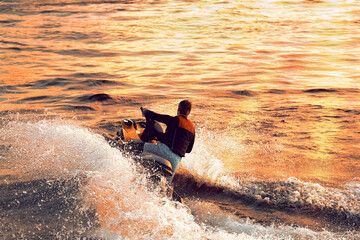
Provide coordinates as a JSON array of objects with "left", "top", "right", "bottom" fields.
[
  {"left": 0, "top": 177, "right": 97, "bottom": 239},
  {"left": 0, "top": 120, "right": 206, "bottom": 239},
  {"left": 0, "top": 0, "right": 135, "bottom": 15},
  {"left": 57, "top": 105, "right": 96, "bottom": 111},
  {"left": 178, "top": 128, "right": 360, "bottom": 231},
  {"left": 303, "top": 89, "right": 339, "bottom": 93},
  {"left": 0, "top": 120, "right": 359, "bottom": 239},
  {"left": 228, "top": 88, "right": 359, "bottom": 97},
  {"left": 1, "top": 73, "right": 122, "bottom": 89},
  {"left": 173, "top": 171, "right": 360, "bottom": 230},
  {"left": 1, "top": 175, "right": 357, "bottom": 240}
]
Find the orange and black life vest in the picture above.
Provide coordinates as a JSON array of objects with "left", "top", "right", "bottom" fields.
[{"left": 142, "top": 109, "right": 195, "bottom": 157}]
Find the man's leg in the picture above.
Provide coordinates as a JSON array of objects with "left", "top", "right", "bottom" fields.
[
  {"left": 143, "top": 142, "right": 181, "bottom": 172},
  {"left": 141, "top": 119, "right": 163, "bottom": 142}
]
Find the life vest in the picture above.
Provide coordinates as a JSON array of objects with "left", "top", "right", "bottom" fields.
[{"left": 169, "top": 116, "right": 195, "bottom": 157}]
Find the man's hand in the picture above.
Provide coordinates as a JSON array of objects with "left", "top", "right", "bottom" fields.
[{"left": 140, "top": 107, "right": 149, "bottom": 117}]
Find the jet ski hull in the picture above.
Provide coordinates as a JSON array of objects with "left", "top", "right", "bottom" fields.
[{"left": 103, "top": 120, "right": 184, "bottom": 203}]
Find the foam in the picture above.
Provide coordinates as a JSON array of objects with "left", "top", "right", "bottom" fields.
[
  {"left": 178, "top": 127, "right": 360, "bottom": 233},
  {"left": 0, "top": 120, "right": 203, "bottom": 238},
  {"left": 186, "top": 199, "right": 340, "bottom": 240},
  {"left": 181, "top": 126, "right": 243, "bottom": 186},
  {"left": 1, "top": 120, "right": 358, "bottom": 239},
  {"left": 0, "top": 119, "right": 131, "bottom": 179},
  {"left": 0, "top": 120, "right": 206, "bottom": 238}
]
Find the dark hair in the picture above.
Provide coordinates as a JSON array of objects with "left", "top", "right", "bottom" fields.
[{"left": 178, "top": 100, "right": 192, "bottom": 116}]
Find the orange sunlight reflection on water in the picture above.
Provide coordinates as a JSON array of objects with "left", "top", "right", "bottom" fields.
[{"left": 0, "top": 0, "right": 359, "bottom": 185}]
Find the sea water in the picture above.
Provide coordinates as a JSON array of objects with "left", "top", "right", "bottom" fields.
[{"left": 0, "top": 0, "right": 359, "bottom": 239}]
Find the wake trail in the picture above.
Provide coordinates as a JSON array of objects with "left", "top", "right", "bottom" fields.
[{"left": 0, "top": 120, "right": 358, "bottom": 239}]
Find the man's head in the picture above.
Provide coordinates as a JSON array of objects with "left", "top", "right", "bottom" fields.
[{"left": 177, "top": 100, "right": 192, "bottom": 117}]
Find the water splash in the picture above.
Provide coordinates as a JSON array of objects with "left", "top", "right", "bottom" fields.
[
  {"left": 1, "top": 120, "right": 358, "bottom": 239},
  {"left": 177, "top": 127, "right": 360, "bottom": 235},
  {"left": 0, "top": 119, "right": 128, "bottom": 179}
]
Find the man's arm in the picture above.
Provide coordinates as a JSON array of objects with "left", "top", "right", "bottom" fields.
[
  {"left": 186, "top": 133, "right": 195, "bottom": 153},
  {"left": 141, "top": 108, "right": 174, "bottom": 125}
]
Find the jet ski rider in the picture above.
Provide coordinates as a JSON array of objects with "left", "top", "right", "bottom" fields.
[{"left": 140, "top": 100, "right": 195, "bottom": 184}]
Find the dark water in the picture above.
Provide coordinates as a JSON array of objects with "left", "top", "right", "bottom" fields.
[{"left": 1, "top": 0, "right": 360, "bottom": 239}]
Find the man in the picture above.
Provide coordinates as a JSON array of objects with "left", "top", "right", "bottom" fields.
[{"left": 141, "top": 100, "right": 195, "bottom": 183}]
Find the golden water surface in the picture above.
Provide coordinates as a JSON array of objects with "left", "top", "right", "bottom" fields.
[{"left": 0, "top": 0, "right": 359, "bottom": 186}]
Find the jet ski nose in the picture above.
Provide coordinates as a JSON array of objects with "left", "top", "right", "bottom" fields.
[{"left": 123, "top": 119, "right": 135, "bottom": 128}]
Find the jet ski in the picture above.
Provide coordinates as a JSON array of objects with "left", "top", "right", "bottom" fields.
[{"left": 104, "top": 117, "right": 184, "bottom": 203}]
